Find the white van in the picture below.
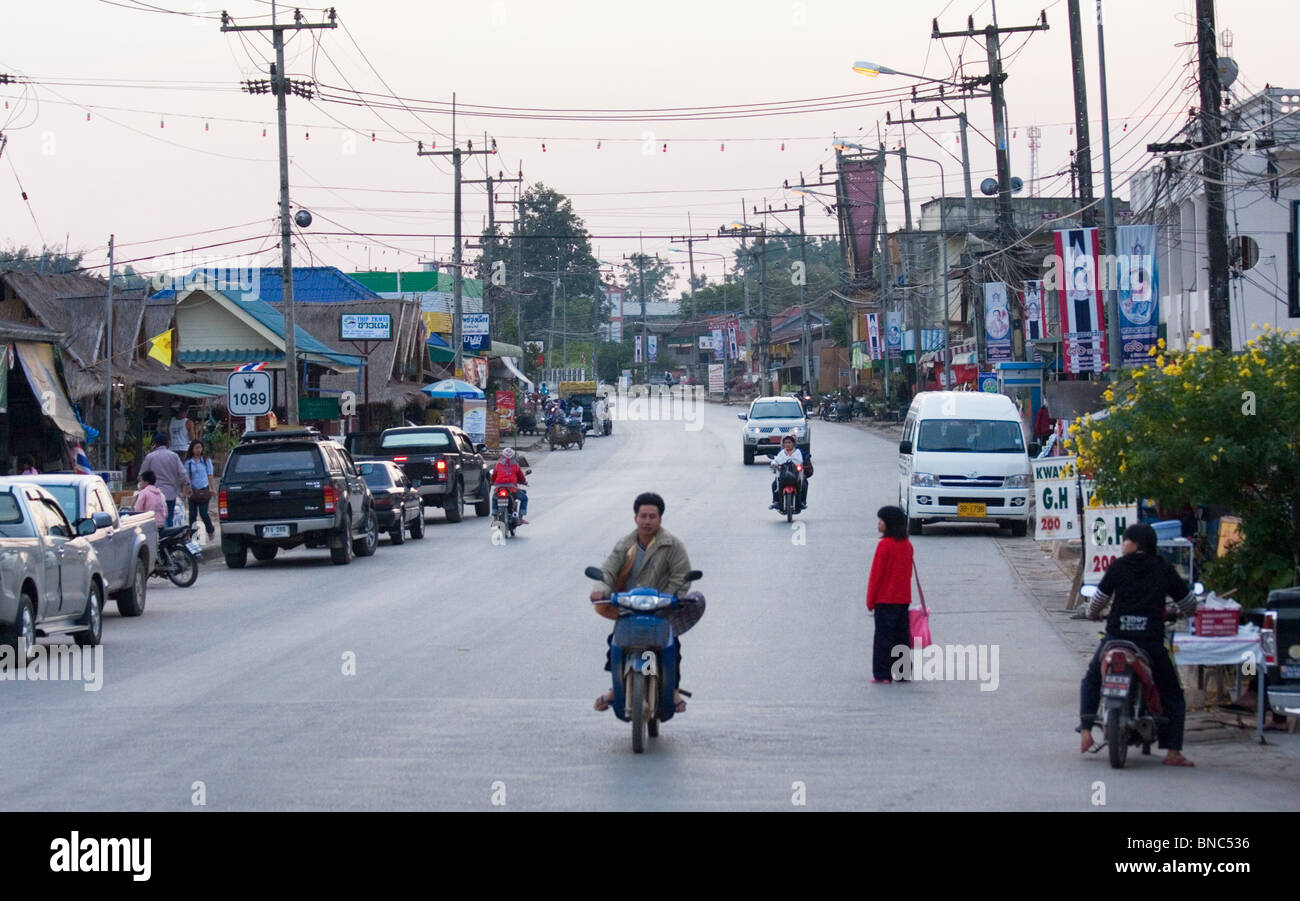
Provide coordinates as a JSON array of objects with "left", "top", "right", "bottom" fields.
[{"left": 898, "top": 391, "right": 1032, "bottom": 536}]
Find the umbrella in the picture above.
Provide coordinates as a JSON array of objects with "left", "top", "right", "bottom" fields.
[{"left": 421, "top": 378, "right": 484, "bottom": 399}]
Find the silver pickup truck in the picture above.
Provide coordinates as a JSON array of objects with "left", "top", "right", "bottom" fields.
[
  {"left": 7, "top": 474, "right": 157, "bottom": 616},
  {"left": 0, "top": 480, "right": 108, "bottom": 660}
]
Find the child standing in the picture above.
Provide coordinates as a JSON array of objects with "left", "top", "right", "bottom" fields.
[{"left": 866, "top": 505, "right": 914, "bottom": 683}]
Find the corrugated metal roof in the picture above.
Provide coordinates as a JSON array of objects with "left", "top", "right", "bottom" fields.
[
  {"left": 154, "top": 267, "right": 381, "bottom": 305},
  {"left": 143, "top": 382, "right": 230, "bottom": 399}
]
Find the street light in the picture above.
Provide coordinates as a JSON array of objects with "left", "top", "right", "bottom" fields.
[{"left": 851, "top": 61, "right": 964, "bottom": 86}]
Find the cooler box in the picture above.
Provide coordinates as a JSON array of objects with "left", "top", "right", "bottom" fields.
[
  {"left": 1152, "top": 519, "right": 1182, "bottom": 541},
  {"left": 1194, "top": 607, "right": 1239, "bottom": 637}
]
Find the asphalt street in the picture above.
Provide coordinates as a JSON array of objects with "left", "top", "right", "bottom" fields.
[{"left": 2, "top": 390, "right": 1293, "bottom": 811}]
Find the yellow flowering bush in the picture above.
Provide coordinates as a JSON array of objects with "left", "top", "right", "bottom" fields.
[{"left": 1064, "top": 330, "right": 1300, "bottom": 605}]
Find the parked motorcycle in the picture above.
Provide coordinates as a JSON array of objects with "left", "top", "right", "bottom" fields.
[
  {"left": 156, "top": 522, "right": 202, "bottom": 587},
  {"left": 1082, "top": 582, "right": 1201, "bottom": 768},
  {"left": 772, "top": 460, "right": 804, "bottom": 522},
  {"left": 818, "top": 394, "right": 834, "bottom": 421},
  {"left": 585, "top": 565, "right": 703, "bottom": 753},
  {"left": 834, "top": 395, "right": 854, "bottom": 421}
]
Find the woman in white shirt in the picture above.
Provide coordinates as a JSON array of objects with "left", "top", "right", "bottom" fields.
[{"left": 768, "top": 435, "right": 808, "bottom": 512}]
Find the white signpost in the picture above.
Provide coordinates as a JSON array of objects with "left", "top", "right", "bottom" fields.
[
  {"left": 227, "top": 370, "right": 272, "bottom": 417},
  {"left": 1032, "top": 456, "right": 1079, "bottom": 541},
  {"left": 1080, "top": 480, "right": 1138, "bottom": 585}
]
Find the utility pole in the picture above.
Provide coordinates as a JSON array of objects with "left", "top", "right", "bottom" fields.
[
  {"left": 465, "top": 164, "right": 522, "bottom": 342},
  {"left": 1196, "top": 0, "right": 1232, "bottom": 352},
  {"left": 1096, "top": 0, "right": 1122, "bottom": 372},
  {"left": 417, "top": 127, "right": 496, "bottom": 379},
  {"left": 223, "top": 6, "right": 336, "bottom": 426},
  {"left": 897, "top": 147, "right": 922, "bottom": 391},
  {"left": 1066, "top": 0, "right": 1097, "bottom": 227},
  {"left": 887, "top": 106, "right": 976, "bottom": 224},
  {"left": 754, "top": 201, "right": 811, "bottom": 388},
  {"left": 104, "top": 234, "right": 114, "bottom": 471}
]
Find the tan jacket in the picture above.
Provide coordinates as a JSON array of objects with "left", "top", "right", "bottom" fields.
[{"left": 596, "top": 527, "right": 694, "bottom": 597}]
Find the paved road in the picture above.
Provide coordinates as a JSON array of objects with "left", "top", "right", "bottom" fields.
[{"left": 3, "top": 391, "right": 1294, "bottom": 810}]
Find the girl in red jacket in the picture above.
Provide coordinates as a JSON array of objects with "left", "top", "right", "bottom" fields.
[{"left": 866, "top": 505, "right": 914, "bottom": 683}]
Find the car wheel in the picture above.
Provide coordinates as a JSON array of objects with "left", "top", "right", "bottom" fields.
[
  {"left": 908, "top": 515, "right": 923, "bottom": 536},
  {"left": 409, "top": 507, "right": 426, "bottom": 540},
  {"left": 330, "top": 513, "right": 354, "bottom": 565},
  {"left": 444, "top": 481, "right": 464, "bottom": 523},
  {"left": 75, "top": 580, "right": 103, "bottom": 647},
  {"left": 354, "top": 507, "right": 379, "bottom": 556},
  {"left": 473, "top": 478, "right": 492, "bottom": 517},
  {"left": 116, "top": 555, "right": 148, "bottom": 617},
  {"left": 743, "top": 446, "right": 754, "bottom": 466},
  {"left": 389, "top": 517, "right": 406, "bottom": 544},
  {"left": 3, "top": 593, "right": 38, "bottom": 664},
  {"left": 224, "top": 543, "right": 248, "bottom": 569},
  {"left": 1009, "top": 520, "right": 1028, "bottom": 538},
  {"left": 251, "top": 544, "right": 279, "bottom": 562}
]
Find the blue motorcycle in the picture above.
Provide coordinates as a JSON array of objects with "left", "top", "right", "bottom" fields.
[{"left": 585, "top": 566, "right": 703, "bottom": 753}]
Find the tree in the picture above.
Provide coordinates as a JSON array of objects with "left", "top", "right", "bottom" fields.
[
  {"left": 1067, "top": 329, "right": 1300, "bottom": 607},
  {"left": 481, "top": 184, "right": 602, "bottom": 351},
  {"left": 619, "top": 253, "right": 677, "bottom": 308},
  {"left": 596, "top": 339, "right": 634, "bottom": 384},
  {"left": 0, "top": 243, "right": 85, "bottom": 274}
]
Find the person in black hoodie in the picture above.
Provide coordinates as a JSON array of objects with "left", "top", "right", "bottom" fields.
[{"left": 1077, "top": 522, "right": 1198, "bottom": 765}]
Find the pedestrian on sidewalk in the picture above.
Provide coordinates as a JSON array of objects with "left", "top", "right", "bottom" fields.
[
  {"left": 184, "top": 440, "right": 216, "bottom": 541},
  {"left": 866, "top": 505, "right": 914, "bottom": 683}
]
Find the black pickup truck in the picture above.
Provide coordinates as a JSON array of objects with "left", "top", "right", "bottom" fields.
[
  {"left": 368, "top": 426, "right": 492, "bottom": 523},
  {"left": 218, "top": 428, "right": 379, "bottom": 567}
]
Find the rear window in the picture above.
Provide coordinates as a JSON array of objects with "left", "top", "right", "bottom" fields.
[
  {"left": 0, "top": 493, "right": 34, "bottom": 538},
  {"left": 750, "top": 400, "right": 804, "bottom": 420},
  {"left": 359, "top": 464, "right": 393, "bottom": 488},
  {"left": 916, "top": 419, "right": 1025, "bottom": 454},
  {"left": 37, "top": 484, "right": 79, "bottom": 522},
  {"left": 380, "top": 431, "right": 452, "bottom": 452},
  {"left": 227, "top": 445, "right": 325, "bottom": 478}
]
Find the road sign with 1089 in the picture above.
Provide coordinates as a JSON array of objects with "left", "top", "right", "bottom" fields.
[{"left": 227, "top": 370, "right": 272, "bottom": 416}]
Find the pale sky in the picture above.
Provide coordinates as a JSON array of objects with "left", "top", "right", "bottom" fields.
[{"left": 0, "top": 0, "right": 1291, "bottom": 288}]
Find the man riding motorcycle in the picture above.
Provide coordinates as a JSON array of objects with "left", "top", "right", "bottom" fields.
[
  {"left": 768, "top": 434, "right": 808, "bottom": 512},
  {"left": 1078, "top": 522, "right": 1198, "bottom": 766},
  {"left": 490, "top": 447, "right": 529, "bottom": 525},
  {"left": 590, "top": 492, "right": 698, "bottom": 713}
]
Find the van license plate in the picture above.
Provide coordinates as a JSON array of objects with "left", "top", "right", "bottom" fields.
[
  {"left": 957, "top": 502, "right": 986, "bottom": 518},
  {"left": 261, "top": 524, "right": 291, "bottom": 538}
]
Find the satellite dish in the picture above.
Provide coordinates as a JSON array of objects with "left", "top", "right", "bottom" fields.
[
  {"left": 294, "top": 209, "right": 313, "bottom": 228},
  {"left": 1217, "top": 57, "right": 1239, "bottom": 89},
  {"left": 980, "top": 178, "right": 999, "bottom": 196},
  {"left": 1010, "top": 177, "right": 1024, "bottom": 194}
]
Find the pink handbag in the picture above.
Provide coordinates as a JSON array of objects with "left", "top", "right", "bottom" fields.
[{"left": 909, "top": 561, "right": 933, "bottom": 648}]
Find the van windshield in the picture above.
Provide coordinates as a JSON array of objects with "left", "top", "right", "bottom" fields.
[{"left": 917, "top": 419, "right": 1024, "bottom": 453}]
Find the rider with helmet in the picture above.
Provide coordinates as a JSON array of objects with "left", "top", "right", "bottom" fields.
[
  {"left": 768, "top": 433, "right": 808, "bottom": 512},
  {"left": 491, "top": 447, "right": 529, "bottom": 525}
]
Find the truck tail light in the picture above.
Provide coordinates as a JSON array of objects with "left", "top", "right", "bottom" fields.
[
  {"left": 218, "top": 490, "right": 228, "bottom": 519},
  {"left": 436, "top": 459, "right": 447, "bottom": 481},
  {"left": 374, "top": 496, "right": 393, "bottom": 509},
  {"left": 392, "top": 455, "right": 408, "bottom": 463},
  {"left": 323, "top": 485, "right": 336, "bottom": 513},
  {"left": 1262, "top": 611, "right": 1277, "bottom": 665}
]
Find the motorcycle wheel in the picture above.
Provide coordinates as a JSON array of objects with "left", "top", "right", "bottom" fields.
[
  {"left": 630, "top": 671, "right": 647, "bottom": 754},
  {"left": 1106, "top": 710, "right": 1128, "bottom": 769},
  {"left": 167, "top": 548, "right": 199, "bottom": 588},
  {"left": 785, "top": 493, "right": 794, "bottom": 522}
]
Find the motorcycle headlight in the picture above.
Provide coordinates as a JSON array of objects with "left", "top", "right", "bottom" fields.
[
  {"left": 1004, "top": 473, "right": 1031, "bottom": 488},
  {"left": 910, "top": 472, "right": 939, "bottom": 488}
]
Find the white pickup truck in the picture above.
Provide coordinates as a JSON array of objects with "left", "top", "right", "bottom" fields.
[{"left": 8, "top": 474, "right": 157, "bottom": 616}]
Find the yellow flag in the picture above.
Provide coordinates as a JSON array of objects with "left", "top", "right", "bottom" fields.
[{"left": 147, "top": 329, "right": 173, "bottom": 367}]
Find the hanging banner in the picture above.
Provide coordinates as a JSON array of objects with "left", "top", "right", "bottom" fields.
[
  {"left": 838, "top": 154, "right": 884, "bottom": 282},
  {"left": 708, "top": 363, "right": 724, "bottom": 393},
  {"left": 711, "top": 329, "right": 724, "bottom": 360},
  {"left": 885, "top": 311, "right": 903, "bottom": 360},
  {"left": 866, "top": 313, "right": 883, "bottom": 360},
  {"left": 634, "top": 335, "right": 643, "bottom": 363},
  {"left": 462, "top": 398, "right": 487, "bottom": 445},
  {"left": 0, "top": 343, "right": 7, "bottom": 412},
  {"left": 983, "top": 282, "right": 1013, "bottom": 364},
  {"left": 1023, "top": 280, "right": 1047, "bottom": 364},
  {"left": 1115, "top": 224, "right": 1159, "bottom": 366},
  {"left": 647, "top": 335, "right": 658, "bottom": 362},
  {"left": 1055, "top": 227, "right": 1107, "bottom": 373},
  {"left": 494, "top": 390, "right": 516, "bottom": 434},
  {"left": 727, "top": 324, "right": 739, "bottom": 360},
  {"left": 1032, "top": 456, "right": 1078, "bottom": 541}
]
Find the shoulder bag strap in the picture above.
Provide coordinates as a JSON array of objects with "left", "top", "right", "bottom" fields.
[{"left": 912, "top": 559, "right": 928, "bottom": 612}]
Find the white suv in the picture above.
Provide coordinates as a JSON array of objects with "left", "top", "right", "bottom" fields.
[{"left": 739, "top": 396, "right": 810, "bottom": 465}]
